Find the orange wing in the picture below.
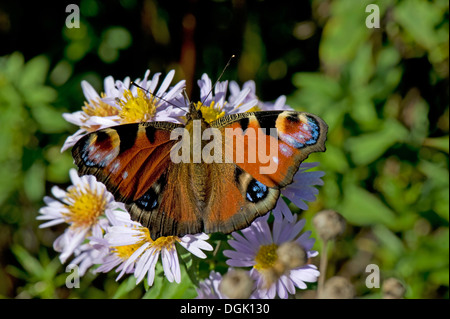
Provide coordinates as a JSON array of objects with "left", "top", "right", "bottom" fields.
[
  {"left": 211, "top": 110, "right": 328, "bottom": 188},
  {"left": 200, "top": 110, "right": 327, "bottom": 234},
  {"left": 73, "top": 122, "right": 203, "bottom": 239}
]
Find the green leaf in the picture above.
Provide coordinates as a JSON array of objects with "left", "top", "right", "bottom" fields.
[
  {"left": 423, "top": 136, "right": 449, "bottom": 153},
  {"left": 19, "top": 55, "right": 50, "bottom": 89},
  {"left": 30, "top": 103, "right": 69, "bottom": 133},
  {"left": 349, "top": 43, "right": 374, "bottom": 87},
  {"left": 1, "top": 51, "right": 24, "bottom": 83},
  {"left": 320, "top": 144, "right": 349, "bottom": 173},
  {"left": 45, "top": 147, "right": 74, "bottom": 183},
  {"left": 142, "top": 262, "right": 197, "bottom": 299},
  {"left": 320, "top": 0, "right": 370, "bottom": 66},
  {"left": 346, "top": 119, "right": 409, "bottom": 165},
  {"left": 372, "top": 224, "right": 405, "bottom": 256},
  {"left": 24, "top": 161, "right": 45, "bottom": 202},
  {"left": 338, "top": 184, "right": 397, "bottom": 227},
  {"left": 10, "top": 245, "right": 44, "bottom": 279},
  {"left": 179, "top": 246, "right": 200, "bottom": 287},
  {"left": 394, "top": 0, "right": 444, "bottom": 51},
  {"left": 113, "top": 276, "right": 138, "bottom": 299}
]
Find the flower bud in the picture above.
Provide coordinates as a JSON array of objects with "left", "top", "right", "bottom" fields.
[
  {"left": 313, "top": 210, "right": 346, "bottom": 242},
  {"left": 320, "top": 276, "right": 355, "bottom": 299},
  {"left": 219, "top": 269, "right": 254, "bottom": 299},
  {"left": 277, "top": 241, "right": 308, "bottom": 270},
  {"left": 382, "top": 277, "right": 406, "bottom": 299}
]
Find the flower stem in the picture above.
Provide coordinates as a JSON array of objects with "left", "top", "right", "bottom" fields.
[{"left": 317, "top": 239, "right": 329, "bottom": 298}]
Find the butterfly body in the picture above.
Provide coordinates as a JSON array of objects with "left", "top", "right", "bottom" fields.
[{"left": 73, "top": 104, "right": 327, "bottom": 239}]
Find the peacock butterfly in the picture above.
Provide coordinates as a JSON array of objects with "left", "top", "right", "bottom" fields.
[{"left": 72, "top": 91, "right": 328, "bottom": 240}]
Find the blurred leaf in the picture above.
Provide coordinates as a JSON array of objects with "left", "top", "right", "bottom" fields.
[
  {"left": 394, "top": 0, "right": 444, "bottom": 51},
  {"left": 320, "top": 144, "right": 349, "bottom": 173},
  {"left": 346, "top": 119, "right": 409, "bottom": 165},
  {"left": 10, "top": 245, "right": 44, "bottom": 279},
  {"left": 104, "top": 27, "right": 132, "bottom": 50},
  {"left": 24, "top": 161, "right": 45, "bottom": 202},
  {"left": 179, "top": 246, "right": 200, "bottom": 287},
  {"left": 30, "top": 103, "right": 69, "bottom": 133},
  {"left": 45, "top": 147, "right": 74, "bottom": 183},
  {"left": 320, "top": 0, "right": 370, "bottom": 66},
  {"left": 349, "top": 43, "right": 374, "bottom": 87},
  {"left": 113, "top": 276, "right": 138, "bottom": 299},
  {"left": 373, "top": 224, "right": 405, "bottom": 256},
  {"left": 25, "top": 87, "right": 57, "bottom": 105},
  {"left": 19, "top": 55, "right": 50, "bottom": 88},
  {"left": 339, "top": 184, "right": 397, "bottom": 227},
  {"left": 0, "top": 52, "right": 24, "bottom": 83},
  {"left": 423, "top": 136, "right": 449, "bottom": 153},
  {"left": 142, "top": 262, "right": 196, "bottom": 299},
  {"left": 419, "top": 160, "right": 449, "bottom": 187},
  {"left": 292, "top": 73, "right": 342, "bottom": 102}
]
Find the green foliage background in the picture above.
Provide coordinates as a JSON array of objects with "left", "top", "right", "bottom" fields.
[{"left": 0, "top": 0, "right": 448, "bottom": 299}]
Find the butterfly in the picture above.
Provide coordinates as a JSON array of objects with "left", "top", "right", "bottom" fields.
[{"left": 72, "top": 97, "right": 327, "bottom": 240}]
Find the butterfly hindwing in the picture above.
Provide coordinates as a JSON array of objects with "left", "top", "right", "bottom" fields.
[{"left": 203, "top": 164, "right": 280, "bottom": 234}]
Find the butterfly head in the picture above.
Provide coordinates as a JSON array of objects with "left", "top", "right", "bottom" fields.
[{"left": 186, "top": 102, "right": 204, "bottom": 122}]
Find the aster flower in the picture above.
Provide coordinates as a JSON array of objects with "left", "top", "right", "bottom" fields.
[
  {"left": 37, "top": 169, "right": 122, "bottom": 263},
  {"left": 229, "top": 80, "right": 293, "bottom": 112},
  {"left": 194, "top": 74, "right": 258, "bottom": 123},
  {"left": 196, "top": 271, "right": 226, "bottom": 299},
  {"left": 93, "top": 210, "right": 143, "bottom": 278},
  {"left": 196, "top": 269, "right": 256, "bottom": 299},
  {"left": 69, "top": 238, "right": 110, "bottom": 276},
  {"left": 273, "top": 162, "right": 325, "bottom": 222},
  {"left": 113, "top": 69, "right": 186, "bottom": 124},
  {"left": 223, "top": 213, "right": 320, "bottom": 299},
  {"left": 61, "top": 70, "right": 185, "bottom": 151},
  {"left": 102, "top": 210, "right": 213, "bottom": 285}
]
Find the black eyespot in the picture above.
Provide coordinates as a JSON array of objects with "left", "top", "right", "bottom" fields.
[
  {"left": 135, "top": 187, "right": 159, "bottom": 210},
  {"left": 246, "top": 179, "right": 268, "bottom": 203}
]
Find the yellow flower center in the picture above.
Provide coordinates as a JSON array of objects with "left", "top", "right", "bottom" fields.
[
  {"left": 194, "top": 101, "right": 225, "bottom": 123},
  {"left": 151, "top": 235, "right": 180, "bottom": 253},
  {"left": 118, "top": 89, "right": 158, "bottom": 123},
  {"left": 246, "top": 105, "right": 261, "bottom": 113},
  {"left": 113, "top": 228, "right": 180, "bottom": 260},
  {"left": 112, "top": 243, "right": 142, "bottom": 260},
  {"left": 63, "top": 186, "right": 107, "bottom": 229},
  {"left": 254, "top": 243, "right": 278, "bottom": 271},
  {"left": 112, "top": 227, "right": 151, "bottom": 260},
  {"left": 82, "top": 93, "right": 119, "bottom": 131}
]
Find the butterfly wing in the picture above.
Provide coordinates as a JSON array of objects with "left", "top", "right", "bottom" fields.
[
  {"left": 211, "top": 110, "right": 327, "bottom": 188},
  {"left": 72, "top": 122, "right": 205, "bottom": 239},
  {"left": 72, "top": 110, "right": 327, "bottom": 239},
  {"left": 202, "top": 163, "right": 281, "bottom": 234},
  {"left": 202, "top": 110, "right": 327, "bottom": 233}
]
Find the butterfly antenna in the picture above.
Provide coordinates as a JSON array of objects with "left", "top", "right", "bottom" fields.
[
  {"left": 130, "top": 81, "right": 187, "bottom": 113},
  {"left": 201, "top": 54, "right": 236, "bottom": 105},
  {"left": 182, "top": 88, "right": 191, "bottom": 105}
]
